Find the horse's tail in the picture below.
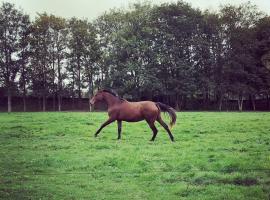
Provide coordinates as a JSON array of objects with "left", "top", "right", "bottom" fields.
[{"left": 155, "top": 102, "right": 177, "bottom": 129}]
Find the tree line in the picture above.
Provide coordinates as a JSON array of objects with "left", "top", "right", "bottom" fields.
[{"left": 0, "top": 1, "right": 270, "bottom": 112}]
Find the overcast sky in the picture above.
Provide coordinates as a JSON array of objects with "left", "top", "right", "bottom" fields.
[{"left": 1, "top": 0, "right": 270, "bottom": 21}]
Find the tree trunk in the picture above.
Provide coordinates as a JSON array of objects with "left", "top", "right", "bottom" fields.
[
  {"left": 72, "top": 94, "right": 75, "bottom": 110},
  {"left": 23, "top": 94, "right": 26, "bottom": 112},
  {"left": 7, "top": 87, "right": 11, "bottom": 113},
  {"left": 58, "top": 95, "right": 61, "bottom": 111},
  {"left": 22, "top": 64, "right": 27, "bottom": 112},
  {"left": 175, "top": 94, "right": 183, "bottom": 111},
  {"left": 23, "top": 85, "right": 26, "bottom": 112},
  {"left": 218, "top": 93, "right": 223, "bottom": 111},
  {"left": 238, "top": 93, "right": 244, "bottom": 112},
  {"left": 175, "top": 94, "right": 179, "bottom": 111},
  {"left": 89, "top": 89, "right": 92, "bottom": 112},
  {"left": 225, "top": 93, "right": 229, "bottom": 111},
  {"left": 182, "top": 95, "right": 187, "bottom": 110},
  {"left": 57, "top": 56, "right": 62, "bottom": 111},
  {"left": 53, "top": 94, "right": 56, "bottom": 111},
  {"left": 72, "top": 72, "right": 75, "bottom": 110},
  {"left": 52, "top": 50, "right": 56, "bottom": 111},
  {"left": 88, "top": 71, "right": 94, "bottom": 112},
  {"left": 89, "top": 99, "right": 92, "bottom": 112},
  {"left": 266, "top": 94, "right": 270, "bottom": 110},
  {"left": 23, "top": 97, "right": 26, "bottom": 112},
  {"left": 38, "top": 96, "right": 41, "bottom": 111},
  {"left": 203, "top": 88, "right": 209, "bottom": 110},
  {"left": 43, "top": 95, "right": 46, "bottom": 112},
  {"left": 77, "top": 57, "right": 81, "bottom": 109},
  {"left": 250, "top": 94, "right": 256, "bottom": 111},
  {"left": 89, "top": 83, "right": 92, "bottom": 112},
  {"left": 42, "top": 62, "right": 46, "bottom": 112}
]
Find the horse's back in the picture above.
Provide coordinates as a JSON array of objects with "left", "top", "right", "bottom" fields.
[
  {"left": 139, "top": 101, "right": 158, "bottom": 111},
  {"left": 115, "top": 100, "right": 159, "bottom": 122},
  {"left": 125, "top": 101, "right": 158, "bottom": 111},
  {"left": 128, "top": 101, "right": 159, "bottom": 121}
]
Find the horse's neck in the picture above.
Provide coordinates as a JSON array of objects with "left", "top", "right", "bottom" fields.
[{"left": 103, "top": 93, "right": 120, "bottom": 107}]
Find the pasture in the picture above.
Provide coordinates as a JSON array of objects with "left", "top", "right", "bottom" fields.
[{"left": 0, "top": 112, "right": 270, "bottom": 199}]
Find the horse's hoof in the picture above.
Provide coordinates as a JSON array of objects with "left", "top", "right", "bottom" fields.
[{"left": 94, "top": 134, "right": 98, "bottom": 137}]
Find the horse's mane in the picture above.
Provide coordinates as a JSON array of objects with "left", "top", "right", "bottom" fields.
[
  {"left": 102, "top": 89, "right": 118, "bottom": 97},
  {"left": 102, "top": 89, "right": 125, "bottom": 101}
]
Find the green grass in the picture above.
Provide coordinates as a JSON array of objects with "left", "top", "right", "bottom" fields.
[{"left": 0, "top": 112, "right": 270, "bottom": 200}]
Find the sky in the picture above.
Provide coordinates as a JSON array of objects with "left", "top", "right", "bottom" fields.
[{"left": 1, "top": 0, "right": 270, "bottom": 21}]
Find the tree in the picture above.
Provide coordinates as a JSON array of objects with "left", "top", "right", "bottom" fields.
[
  {"left": 0, "top": 2, "right": 30, "bottom": 112},
  {"left": 150, "top": 2, "right": 202, "bottom": 108},
  {"left": 94, "top": 9, "right": 127, "bottom": 90},
  {"left": 49, "top": 15, "right": 68, "bottom": 111},
  {"left": 30, "top": 13, "right": 53, "bottom": 111},
  {"left": 254, "top": 16, "right": 270, "bottom": 109},
  {"left": 81, "top": 22, "right": 100, "bottom": 111},
  {"left": 219, "top": 2, "right": 264, "bottom": 111},
  {"left": 67, "top": 18, "right": 99, "bottom": 109},
  {"left": 1, "top": 1, "right": 270, "bottom": 112},
  {"left": 18, "top": 14, "right": 31, "bottom": 111},
  {"left": 108, "top": 3, "right": 157, "bottom": 99}
]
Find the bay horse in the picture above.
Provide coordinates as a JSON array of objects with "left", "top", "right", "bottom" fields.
[{"left": 89, "top": 90, "right": 176, "bottom": 141}]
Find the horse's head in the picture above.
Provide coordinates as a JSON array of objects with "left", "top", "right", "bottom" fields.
[{"left": 90, "top": 90, "right": 104, "bottom": 105}]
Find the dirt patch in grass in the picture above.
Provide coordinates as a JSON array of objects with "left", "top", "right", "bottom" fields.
[
  {"left": 191, "top": 175, "right": 258, "bottom": 187},
  {"left": 232, "top": 177, "right": 258, "bottom": 186}
]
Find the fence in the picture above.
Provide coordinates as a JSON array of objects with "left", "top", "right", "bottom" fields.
[{"left": 0, "top": 96, "right": 270, "bottom": 112}]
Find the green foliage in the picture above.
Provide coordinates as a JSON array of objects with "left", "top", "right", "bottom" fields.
[
  {"left": 94, "top": 1, "right": 270, "bottom": 110},
  {"left": 1, "top": 1, "right": 270, "bottom": 111},
  {"left": 0, "top": 112, "right": 270, "bottom": 199},
  {"left": 67, "top": 18, "right": 100, "bottom": 99},
  {"left": 0, "top": 2, "right": 30, "bottom": 111}
]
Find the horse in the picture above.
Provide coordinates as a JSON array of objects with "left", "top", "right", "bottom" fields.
[{"left": 89, "top": 89, "right": 176, "bottom": 142}]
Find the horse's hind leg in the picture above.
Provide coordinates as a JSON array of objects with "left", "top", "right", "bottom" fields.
[
  {"left": 157, "top": 116, "right": 174, "bottom": 142},
  {"left": 117, "top": 120, "right": 122, "bottom": 140},
  {"left": 146, "top": 120, "right": 158, "bottom": 141}
]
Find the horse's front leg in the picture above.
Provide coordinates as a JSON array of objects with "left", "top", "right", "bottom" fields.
[
  {"left": 117, "top": 120, "right": 122, "bottom": 140},
  {"left": 94, "top": 118, "right": 115, "bottom": 137}
]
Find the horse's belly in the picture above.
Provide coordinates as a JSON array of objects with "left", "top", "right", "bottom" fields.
[
  {"left": 118, "top": 109, "right": 143, "bottom": 122},
  {"left": 122, "top": 117, "right": 144, "bottom": 122}
]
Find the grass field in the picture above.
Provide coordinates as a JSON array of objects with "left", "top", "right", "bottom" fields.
[{"left": 0, "top": 112, "right": 270, "bottom": 200}]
